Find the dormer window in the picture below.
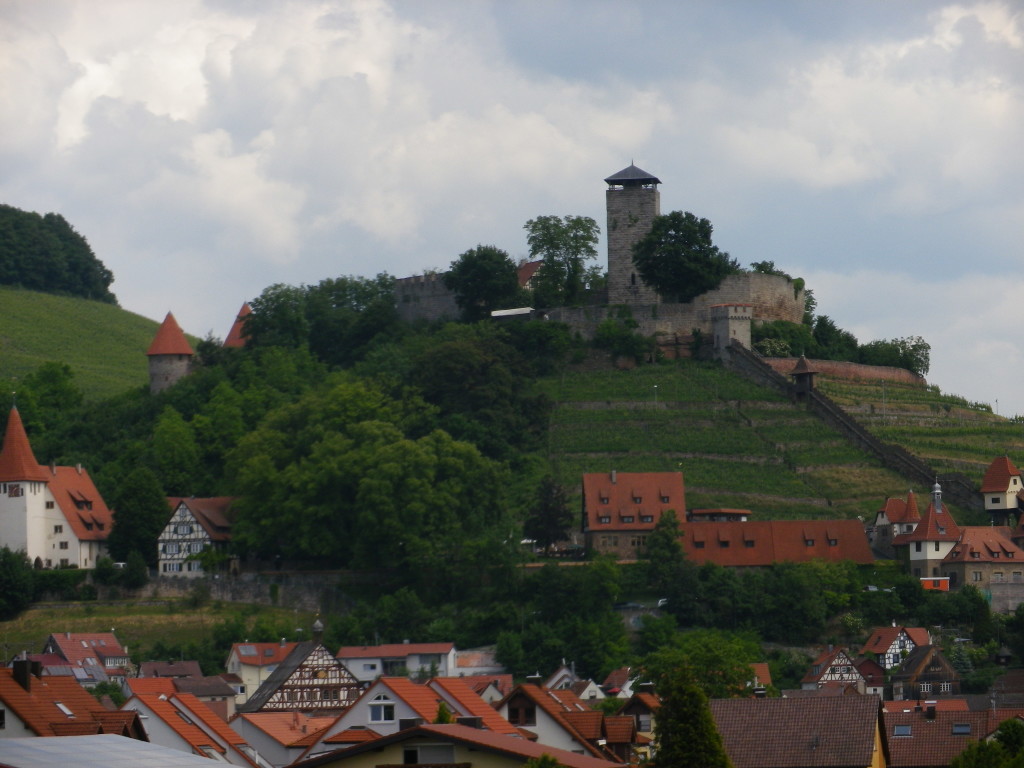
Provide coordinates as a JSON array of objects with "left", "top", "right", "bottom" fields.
[
  {"left": 640, "top": 515, "right": 654, "bottom": 523},
  {"left": 632, "top": 496, "right": 642, "bottom": 503},
  {"left": 600, "top": 496, "right": 609, "bottom": 505},
  {"left": 660, "top": 495, "right": 670, "bottom": 503},
  {"left": 805, "top": 539, "right": 815, "bottom": 547},
  {"left": 599, "top": 516, "right": 611, "bottom": 524},
  {"left": 369, "top": 694, "right": 395, "bottom": 722},
  {"left": 622, "top": 516, "right": 634, "bottom": 523}
]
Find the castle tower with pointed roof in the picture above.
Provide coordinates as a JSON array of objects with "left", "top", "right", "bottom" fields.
[
  {"left": 0, "top": 406, "right": 114, "bottom": 568},
  {"left": 605, "top": 164, "right": 661, "bottom": 305},
  {"left": 892, "top": 481, "right": 961, "bottom": 579},
  {"left": 147, "top": 312, "right": 194, "bottom": 394},
  {"left": 223, "top": 303, "right": 252, "bottom": 349}
]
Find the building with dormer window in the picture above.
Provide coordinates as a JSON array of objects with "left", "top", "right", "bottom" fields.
[
  {"left": 0, "top": 407, "right": 114, "bottom": 569},
  {"left": 582, "top": 471, "right": 685, "bottom": 559}
]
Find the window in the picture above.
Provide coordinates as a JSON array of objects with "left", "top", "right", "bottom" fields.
[
  {"left": 1014, "top": 572, "right": 1023, "bottom": 583},
  {"left": 935, "top": 542, "right": 941, "bottom": 551},
  {"left": 938, "top": 527, "right": 946, "bottom": 535},
  {"left": 166, "top": 543, "right": 180, "bottom": 554},
  {"left": 59, "top": 541, "right": 68, "bottom": 550},
  {"left": 632, "top": 496, "right": 642, "bottom": 503},
  {"left": 973, "top": 571, "right": 983, "bottom": 582},
  {"left": 694, "top": 541, "right": 705, "bottom": 549},
  {"left": 53, "top": 523, "right": 62, "bottom": 533},
  {"left": 940, "top": 682, "right": 953, "bottom": 693},
  {"left": 828, "top": 538, "right": 838, "bottom": 546},
  {"left": 59, "top": 558, "right": 69, "bottom": 567},
  {"left": 0, "top": 708, "right": 4, "bottom": 729},
  {"left": 893, "top": 725, "right": 912, "bottom": 737},
  {"left": 598, "top": 516, "right": 611, "bottom": 524},
  {"left": 54, "top": 702, "right": 73, "bottom": 717},
  {"left": 805, "top": 539, "right": 815, "bottom": 547},
  {"left": 369, "top": 694, "right": 395, "bottom": 722},
  {"left": 190, "top": 542, "right": 204, "bottom": 553},
  {"left": 640, "top": 515, "right": 654, "bottom": 523},
  {"left": 621, "top": 516, "right": 634, "bottom": 523},
  {"left": 630, "top": 535, "right": 647, "bottom": 548},
  {"left": 176, "top": 524, "right": 192, "bottom": 535},
  {"left": 508, "top": 704, "right": 536, "bottom": 726},
  {"left": 719, "top": 540, "right": 730, "bottom": 548},
  {"left": 47, "top": 503, "right": 55, "bottom": 510},
  {"left": 994, "top": 572, "right": 1005, "bottom": 582},
  {"left": 915, "top": 542, "right": 922, "bottom": 552},
  {"left": 952, "top": 723, "right": 971, "bottom": 735},
  {"left": 992, "top": 497, "right": 1000, "bottom": 504},
  {"left": 363, "top": 663, "right": 378, "bottom": 671},
  {"left": 744, "top": 540, "right": 755, "bottom": 548},
  {"left": 187, "top": 561, "right": 202, "bottom": 571},
  {"left": 919, "top": 683, "right": 932, "bottom": 694},
  {"left": 599, "top": 495, "right": 609, "bottom": 504}
]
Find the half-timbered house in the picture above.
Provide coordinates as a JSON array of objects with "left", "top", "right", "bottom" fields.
[
  {"left": 159, "top": 497, "right": 234, "bottom": 577},
  {"left": 801, "top": 648, "right": 866, "bottom": 691},
  {"left": 237, "top": 640, "right": 360, "bottom": 715}
]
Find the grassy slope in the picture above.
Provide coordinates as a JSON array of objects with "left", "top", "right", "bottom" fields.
[
  {"left": 0, "top": 287, "right": 163, "bottom": 400},
  {"left": 540, "top": 360, "right": 1001, "bottom": 524}
]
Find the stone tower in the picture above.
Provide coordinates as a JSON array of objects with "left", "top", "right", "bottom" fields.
[
  {"left": 147, "top": 312, "right": 194, "bottom": 394},
  {"left": 605, "top": 164, "right": 661, "bottom": 305}
]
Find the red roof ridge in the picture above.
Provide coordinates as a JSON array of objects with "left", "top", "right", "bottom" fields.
[
  {"left": 0, "top": 407, "right": 49, "bottom": 482},
  {"left": 147, "top": 312, "right": 194, "bottom": 356}
]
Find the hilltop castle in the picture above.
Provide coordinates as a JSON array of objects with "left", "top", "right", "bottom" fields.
[{"left": 394, "top": 165, "right": 805, "bottom": 342}]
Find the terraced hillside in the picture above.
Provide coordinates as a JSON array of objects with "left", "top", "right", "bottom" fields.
[
  {"left": 537, "top": 361, "right": 937, "bottom": 522},
  {"left": 817, "top": 377, "right": 1021, "bottom": 483}
]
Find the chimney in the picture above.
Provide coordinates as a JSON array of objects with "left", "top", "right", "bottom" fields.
[
  {"left": 456, "top": 716, "right": 483, "bottom": 729},
  {"left": 76, "top": 463, "right": 82, "bottom": 475},
  {"left": 12, "top": 659, "right": 31, "bottom": 691},
  {"left": 611, "top": 470, "right": 617, "bottom": 484},
  {"left": 280, "top": 638, "right": 286, "bottom": 647},
  {"left": 926, "top": 706, "right": 936, "bottom": 720},
  {"left": 398, "top": 717, "right": 424, "bottom": 731}
]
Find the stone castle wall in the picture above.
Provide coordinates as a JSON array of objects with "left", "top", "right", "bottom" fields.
[
  {"left": 762, "top": 358, "right": 926, "bottom": 387},
  {"left": 394, "top": 273, "right": 459, "bottom": 323},
  {"left": 547, "top": 273, "right": 804, "bottom": 338}
]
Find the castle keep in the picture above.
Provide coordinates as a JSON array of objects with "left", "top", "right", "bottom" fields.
[{"left": 394, "top": 165, "right": 805, "bottom": 340}]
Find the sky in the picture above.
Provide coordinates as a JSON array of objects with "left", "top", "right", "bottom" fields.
[{"left": 2, "top": 1, "right": 1023, "bottom": 413}]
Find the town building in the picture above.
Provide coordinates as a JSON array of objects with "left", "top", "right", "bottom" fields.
[
  {"left": 158, "top": 496, "right": 234, "bottom": 576},
  {"left": 582, "top": 471, "right": 685, "bottom": 559},
  {"left": 859, "top": 627, "right": 931, "bottom": 671},
  {"left": 981, "top": 456, "right": 1023, "bottom": 527},
  {"left": 868, "top": 491, "right": 922, "bottom": 559},
  {"left": 892, "top": 483, "right": 961, "bottom": 579},
  {"left": 237, "top": 637, "right": 360, "bottom": 715},
  {"left": 680, "top": 519, "right": 874, "bottom": 567},
  {"left": 0, "top": 406, "right": 114, "bottom": 569},
  {"left": 41, "top": 632, "right": 131, "bottom": 685},
  {"left": 336, "top": 642, "right": 457, "bottom": 684}
]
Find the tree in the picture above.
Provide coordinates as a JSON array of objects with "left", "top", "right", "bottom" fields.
[
  {"left": 122, "top": 550, "right": 149, "bottom": 589},
  {"left": 523, "top": 215, "right": 600, "bottom": 307},
  {"left": 524, "top": 477, "right": 572, "bottom": 553},
  {"left": 0, "top": 547, "right": 34, "bottom": 620},
  {"left": 151, "top": 406, "right": 200, "bottom": 495},
  {"left": 523, "top": 755, "right": 563, "bottom": 768},
  {"left": 443, "top": 245, "right": 523, "bottom": 322},
  {"left": 631, "top": 211, "right": 740, "bottom": 303},
  {"left": 642, "top": 631, "right": 759, "bottom": 700},
  {"left": 90, "top": 680, "right": 126, "bottom": 707},
  {"left": 638, "top": 656, "right": 733, "bottom": 768},
  {"left": 107, "top": 467, "right": 169, "bottom": 566},
  {"left": 995, "top": 719, "right": 1024, "bottom": 757},
  {"left": 858, "top": 335, "right": 931, "bottom": 376}
]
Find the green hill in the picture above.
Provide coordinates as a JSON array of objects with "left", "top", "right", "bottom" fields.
[
  {"left": 539, "top": 359, "right": 1002, "bottom": 526},
  {"left": 0, "top": 286, "right": 160, "bottom": 400}
]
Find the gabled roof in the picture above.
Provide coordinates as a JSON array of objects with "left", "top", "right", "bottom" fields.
[
  {"left": 498, "top": 684, "right": 616, "bottom": 760},
  {"left": 166, "top": 497, "right": 235, "bottom": 542},
  {"left": 800, "top": 648, "right": 862, "bottom": 685},
  {"left": 229, "top": 641, "right": 297, "bottom": 668},
  {"left": 944, "top": 526, "right": 1024, "bottom": 563},
  {"left": 234, "top": 711, "right": 336, "bottom": 748},
  {"left": 126, "top": 692, "right": 254, "bottom": 763},
  {"left": 517, "top": 260, "right": 542, "bottom": 288},
  {"left": 682, "top": 520, "right": 873, "bottom": 566},
  {"left": 224, "top": 303, "right": 252, "bottom": 349},
  {"left": 0, "top": 668, "right": 132, "bottom": 737},
  {"left": 429, "top": 677, "right": 519, "bottom": 734},
  {"left": 891, "top": 645, "right": 958, "bottom": 683},
  {"left": 790, "top": 355, "right": 818, "bottom": 375},
  {"left": 710, "top": 696, "right": 881, "bottom": 768},
  {"left": 892, "top": 498, "right": 961, "bottom": 545},
  {"left": 604, "top": 164, "right": 661, "bottom": 185},
  {"left": 453, "top": 673, "right": 514, "bottom": 698},
  {"left": 749, "top": 662, "right": 773, "bottom": 688},
  {"left": 238, "top": 642, "right": 359, "bottom": 713},
  {"left": 883, "top": 709, "right": 989, "bottom": 767},
  {"left": 147, "top": 312, "right": 194, "bottom": 356},
  {"left": 293, "top": 723, "right": 625, "bottom": 768},
  {"left": 982, "top": 456, "right": 1022, "bottom": 493},
  {"left": 337, "top": 642, "right": 455, "bottom": 659},
  {"left": 46, "top": 465, "right": 115, "bottom": 542},
  {"left": 860, "top": 627, "right": 930, "bottom": 657},
  {"left": 322, "top": 726, "right": 383, "bottom": 745},
  {"left": 876, "top": 492, "right": 921, "bottom": 525},
  {"left": 45, "top": 633, "right": 127, "bottom": 668},
  {"left": 140, "top": 660, "right": 204, "bottom": 678},
  {"left": 0, "top": 407, "right": 49, "bottom": 482},
  {"left": 583, "top": 472, "right": 685, "bottom": 532}
]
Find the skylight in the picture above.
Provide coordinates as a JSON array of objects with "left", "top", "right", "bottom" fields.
[
  {"left": 54, "top": 702, "right": 74, "bottom": 717},
  {"left": 893, "top": 725, "right": 911, "bottom": 737}
]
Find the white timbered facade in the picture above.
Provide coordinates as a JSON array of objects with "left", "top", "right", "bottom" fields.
[
  {"left": 158, "top": 497, "right": 233, "bottom": 577},
  {"left": 238, "top": 642, "right": 361, "bottom": 715}
]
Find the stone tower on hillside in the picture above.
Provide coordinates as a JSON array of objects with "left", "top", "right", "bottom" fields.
[
  {"left": 147, "top": 312, "right": 193, "bottom": 394},
  {"left": 605, "top": 164, "right": 661, "bottom": 305}
]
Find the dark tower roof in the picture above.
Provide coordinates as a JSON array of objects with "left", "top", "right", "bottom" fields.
[{"left": 604, "top": 164, "right": 661, "bottom": 186}]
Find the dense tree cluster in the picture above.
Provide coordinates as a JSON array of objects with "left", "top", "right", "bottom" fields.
[{"left": 0, "top": 205, "right": 116, "bottom": 303}]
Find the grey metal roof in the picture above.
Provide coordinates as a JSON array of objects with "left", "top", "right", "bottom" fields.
[
  {"left": 238, "top": 641, "right": 317, "bottom": 712},
  {"left": 0, "top": 733, "right": 213, "bottom": 767},
  {"left": 604, "top": 164, "right": 660, "bottom": 185}
]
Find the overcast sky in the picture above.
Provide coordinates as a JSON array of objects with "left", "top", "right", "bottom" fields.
[{"left": 3, "top": 1, "right": 1023, "bottom": 414}]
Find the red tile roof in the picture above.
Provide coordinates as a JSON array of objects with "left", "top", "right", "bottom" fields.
[
  {"left": 883, "top": 710, "right": 988, "bottom": 767},
  {"left": 126, "top": 678, "right": 177, "bottom": 696},
  {"left": 454, "top": 673, "right": 513, "bottom": 697},
  {"left": 230, "top": 642, "right": 298, "bottom": 667},
  {"left": 224, "top": 303, "right": 252, "bottom": 349},
  {"left": 682, "top": 520, "right": 873, "bottom": 566},
  {"left": 429, "top": 677, "right": 519, "bottom": 734},
  {"left": 499, "top": 684, "right": 615, "bottom": 760},
  {"left": 337, "top": 642, "right": 454, "bottom": 659},
  {"left": 166, "top": 496, "right": 234, "bottom": 542},
  {"left": 45, "top": 465, "right": 115, "bottom": 542},
  {"left": 0, "top": 668, "right": 124, "bottom": 737},
  {"left": 982, "top": 456, "right": 1022, "bottom": 493},
  {"left": 0, "top": 407, "right": 49, "bottom": 482},
  {"left": 749, "top": 662, "right": 772, "bottom": 688},
  {"left": 300, "top": 723, "right": 625, "bottom": 768},
  {"left": 45, "top": 633, "right": 127, "bottom": 668},
  {"left": 147, "top": 312, "right": 194, "bottom": 356},
  {"left": 128, "top": 692, "right": 253, "bottom": 761},
  {"left": 710, "top": 696, "right": 880, "bottom": 768},
  {"left": 944, "top": 526, "right": 1024, "bottom": 563},
  {"left": 235, "top": 711, "right": 336, "bottom": 747},
  {"left": 583, "top": 472, "right": 685, "bottom": 531},
  {"left": 860, "top": 627, "right": 930, "bottom": 657},
  {"left": 322, "top": 726, "right": 383, "bottom": 745},
  {"left": 517, "top": 260, "right": 543, "bottom": 287},
  {"left": 877, "top": 492, "right": 921, "bottom": 525},
  {"left": 892, "top": 498, "right": 961, "bottom": 545}
]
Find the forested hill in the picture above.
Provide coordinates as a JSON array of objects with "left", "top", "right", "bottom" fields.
[{"left": 0, "top": 204, "right": 116, "bottom": 304}]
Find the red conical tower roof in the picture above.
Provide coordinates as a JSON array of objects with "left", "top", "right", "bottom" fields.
[
  {"left": 223, "top": 303, "right": 252, "bottom": 349},
  {"left": 0, "top": 407, "right": 49, "bottom": 482},
  {"left": 147, "top": 312, "right": 194, "bottom": 356}
]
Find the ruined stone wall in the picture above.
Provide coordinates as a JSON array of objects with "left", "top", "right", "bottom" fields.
[
  {"left": 394, "top": 273, "right": 459, "bottom": 323},
  {"left": 548, "top": 273, "right": 803, "bottom": 339},
  {"left": 763, "top": 358, "right": 926, "bottom": 387}
]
